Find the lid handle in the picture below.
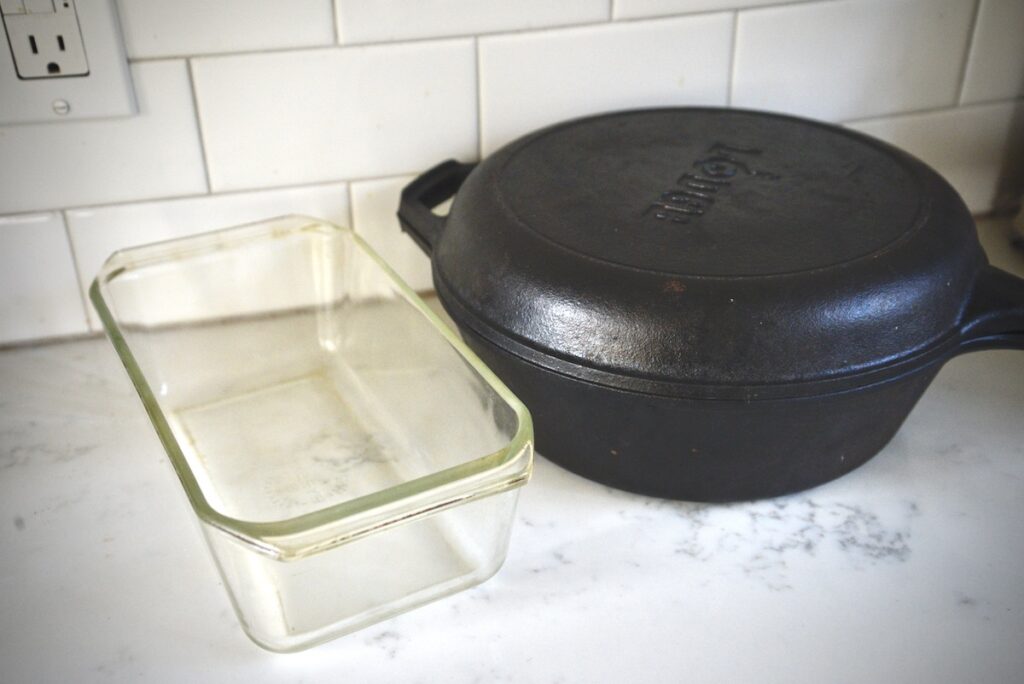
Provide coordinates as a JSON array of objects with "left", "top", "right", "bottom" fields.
[
  {"left": 398, "top": 160, "right": 475, "bottom": 256},
  {"left": 958, "top": 264, "right": 1024, "bottom": 352}
]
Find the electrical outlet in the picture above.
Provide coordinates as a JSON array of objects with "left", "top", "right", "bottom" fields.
[
  {"left": 0, "top": 0, "right": 133, "bottom": 123},
  {"left": 3, "top": 0, "right": 89, "bottom": 78},
  {"left": 2, "top": 0, "right": 88, "bottom": 79}
]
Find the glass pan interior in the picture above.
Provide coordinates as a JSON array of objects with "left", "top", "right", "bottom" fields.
[{"left": 95, "top": 217, "right": 522, "bottom": 525}]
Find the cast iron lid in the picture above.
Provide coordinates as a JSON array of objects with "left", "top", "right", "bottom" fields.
[{"left": 421, "top": 108, "right": 986, "bottom": 399}]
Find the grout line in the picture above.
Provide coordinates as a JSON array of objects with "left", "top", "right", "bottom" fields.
[
  {"left": 955, "top": 0, "right": 983, "bottom": 105},
  {"left": 841, "top": 96, "right": 1023, "bottom": 126},
  {"left": 841, "top": 104, "right": 958, "bottom": 126},
  {"left": 331, "top": 0, "right": 341, "bottom": 45},
  {"left": 726, "top": 10, "right": 739, "bottom": 107},
  {"left": 474, "top": 37, "right": 484, "bottom": 160},
  {"left": 279, "top": 19, "right": 606, "bottom": 49},
  {"left": 955, "top": 93, "right": 1024, "bottom": 109},
  {"left": 8, "top": 190, "right": 206, "bottom": 217},
  {"left": 608, "top": 0, "right": 615, "bottom": 21},
  {"left": 345, "top": 182, "right": 356, "bottom": 231},
  {"left": 330, "top": 170, "right": 421, "bottom": 187},
  {"left": 609, "top": 0, "right": 815, "bottom": 23},
  {"left": 59, "top": 209, "right": 95, "bottom": 332},
  {"left": 124, "top": 32, "right": 546, "bottom": 64},
  {"left": 124, "top": 4, "right": 780, "bottom": 65},
  {"left": 185, "top": 59, "right": 213, "bottom": 194},
  {"left": 13, "top": 179, "right": 351, "bottom": 217},
  {"left": 127, "top": 41, "right": 340, "bottom": 63},
  {"left": 169, "top": 170, "right": 427, "bottom": 201}
]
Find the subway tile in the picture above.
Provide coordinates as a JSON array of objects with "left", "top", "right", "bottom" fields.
[
  {"left": 350, "top": 175, "right": 433, "bottom": 293},
  {"left": 0, "top": 61, "right": 207, "bottom": 215},
  {"left": 67, "top": 182, "right": 349, "bottom": 329},
  {"left": 478, "top": 14, "right": 732, "bottom": 155},
  {"left": 732, "top": 0, "right": 975, "bottom": 122},
  {"left": 336, "top": 0, "right": 608, "bottom": 44},
  {"left": 0, "top": 212, "right": 88, "bottom": 344},
  {"left": 960, "top": 0, "right": 1024, "bottom": 104},
  {"left": 192, "top": 41, "right": 477, "bottom": 192},
  {"left": 116, "top": 0, "right": 334, "bottom": 59},
  {"left": 613, "top": 0, "right": 807, "bottom": 20},
  {"left": 846, "top": 100, "right": 1023, "bottom": 214}
]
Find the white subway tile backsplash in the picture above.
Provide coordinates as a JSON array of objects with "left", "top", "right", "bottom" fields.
[
  {"left": 66, "top": 182, "right": 349, "bottom": 329},
  {"left": 192, "top": 41, "right": 477, "bottom": 192},
  {"left": 3, "top": 1, "right": 1022, "bottom": 346},
  {"left": 960, "top": 0, "right": 1024, "bottom": 105},
  {"left": 478, "top": 14, "right": 733, "bottom": 155},
  {"left": 0, "top": 212, "right": 88, "bottom": 344},
  {"left": 847, "top": 100, "right": 1023, "bottom": 214},
  {"left": 732, "top": 0, "right": 975, "bottom": 122},
  {"left": 350, "top": 175, "right": 433, "bottom": 293},
  {"left": 613, "top": 0, "right": 807, "bottom": 20},
  {"left": 0, "top": 61, "right": 207, "bottom": 215},
  {"left": 117, "top": 0, "right": 335, "bottom": 59},
  {"left": 336, "top": 0, "right": 609, "bottom": 44}
]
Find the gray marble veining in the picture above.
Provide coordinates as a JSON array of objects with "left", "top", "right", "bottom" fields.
[{"left": 1, "top": 218, "right": 1022, "bottom": 683}]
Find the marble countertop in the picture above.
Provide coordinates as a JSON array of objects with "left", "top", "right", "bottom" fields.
[{"left": 2, "top": 218, "right": 1023, "bottom": 683}]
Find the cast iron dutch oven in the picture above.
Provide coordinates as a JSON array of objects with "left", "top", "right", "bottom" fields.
[{"left": 397, "top": 107, "right": 1024, "bottom": 502}]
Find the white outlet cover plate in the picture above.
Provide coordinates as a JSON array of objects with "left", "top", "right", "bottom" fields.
[{"left": 0, "top": 0, "right": 135, "bottom": 124}]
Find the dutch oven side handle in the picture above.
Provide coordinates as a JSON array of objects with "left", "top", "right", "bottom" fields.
[
  {"left": 957, "top": 264, "right": 1024, "bottom": 353},
  {"left": 397, "top": 160, "right": 476, "bottom": 256}
]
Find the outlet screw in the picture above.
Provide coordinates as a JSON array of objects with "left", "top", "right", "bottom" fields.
[{"left": 52, "top": 100, "right": 71, "bottom": 116}]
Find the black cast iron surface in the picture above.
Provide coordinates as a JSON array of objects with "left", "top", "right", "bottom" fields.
[{"left": 399, "top": 107, "right": 1024, "bottom": 501}]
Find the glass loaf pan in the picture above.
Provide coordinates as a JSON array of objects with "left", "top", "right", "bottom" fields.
[{"left": 91, "top": 216, "right": 533, "bottom": 652}]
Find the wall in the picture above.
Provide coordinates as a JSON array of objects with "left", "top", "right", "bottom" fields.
[{"left": 1, "top": 0, "right": 1022, "bottom": 345}]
